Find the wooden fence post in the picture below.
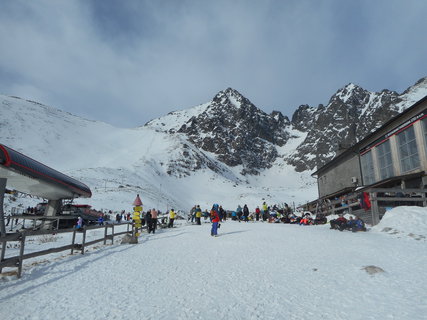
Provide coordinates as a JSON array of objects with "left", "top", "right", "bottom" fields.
[
  {"left": 71, "top": 229, "right": 76, "bottom": 254},
  {"left": 81, "top": 228, "right": 87, "bottom": 255},
  {"left": 104, "top": 225, "right": 108, "bottom": 245},
  {"left": 111, "top": 225, "right": 115, "bottom": 244},
  {"left": 17, "top": 233, "right": 26, "bottom": 278},
  {"left": 423, "top": 190, "right": 427, "bottom": 207},
  {"left": 0, "top": 236, "right": 6, "bottom": 274}
]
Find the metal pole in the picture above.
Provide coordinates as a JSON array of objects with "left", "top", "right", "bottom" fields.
[{"left": 0, "top": 178, "right": 7, "bottom": 236}]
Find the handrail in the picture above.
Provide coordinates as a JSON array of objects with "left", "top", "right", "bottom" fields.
[{"left": 0, "top": 223, "right": 134, "bottom": 278}]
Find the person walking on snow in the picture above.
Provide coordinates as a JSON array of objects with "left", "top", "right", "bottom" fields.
[
  {"left": 76, "top": 216, "right": 83, "bottom": 229},
  {"left": 168, "top": 209, "right": 176, "bottom": 228},
  {"left": 262, "top": 202, "right": 268, "bottom": 221},
  {"left": 236, "top": 205, "right": 243, "bottom": 222},
  {"left": 243, "top": 204, "right": 250, "bottom": 222},
  {"left": 210, "top": 208, "right": 220, "bottom": 237},
  {"left": 195, "top": 205, "right": 202, "bottom": 225},
  {"left": 150, "top": 208, "right": 158, "bottom": 233},
  {"left": 189, "top": 205, "right": 196, "bottom": 223},
  {"left": 255, "top": 206, "right": 261, "bottom": 221}
]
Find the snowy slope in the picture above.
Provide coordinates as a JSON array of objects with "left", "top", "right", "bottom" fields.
[
  {"left": 2, "top": 76, "right": 426, "bottom": 213},
  {"left": 0, "top": 207, "right": 426, "bottom": 319},
  {"left": 0, "top": 95, "right": 316, "bottom": 213}
]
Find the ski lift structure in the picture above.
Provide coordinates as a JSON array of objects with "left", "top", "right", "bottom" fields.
[{"left": 0, "top": 143, "right": 92, "bottom": 236}]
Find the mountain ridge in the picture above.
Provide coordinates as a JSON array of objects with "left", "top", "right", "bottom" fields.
[{"left": 1, "top": 77, "right": 427, "bottom": 211}]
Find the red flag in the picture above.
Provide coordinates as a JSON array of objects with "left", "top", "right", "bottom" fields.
[{"left": 363, "top": 192, "right": 371, "bottom": 210}]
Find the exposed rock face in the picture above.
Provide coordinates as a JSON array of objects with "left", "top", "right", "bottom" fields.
[
  {"left": 177, "top": 88, "right": 291, "bottom": 175},
  {"left": 147, "top": 77, "right": 427, "bottom": 175},
  {"left": 285, "top": 84, "right": 403, "bottom": 171}
]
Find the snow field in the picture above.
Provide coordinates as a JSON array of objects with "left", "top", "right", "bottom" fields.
[{"left": 1, "top": 214, "right": 426, "bottom": 320}]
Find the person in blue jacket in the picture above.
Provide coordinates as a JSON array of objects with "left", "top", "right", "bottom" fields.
[{"left": 351, "top": 216, "right": 366, "bottom": 232}]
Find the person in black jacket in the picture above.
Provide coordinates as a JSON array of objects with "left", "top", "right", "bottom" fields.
[
  {"left": 243, "top": 205, "right": 250, "bottom": 222},
  {"left": 145, "top": 211, "right": 152, "bottom": 233}
]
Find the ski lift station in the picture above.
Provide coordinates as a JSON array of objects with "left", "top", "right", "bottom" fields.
[{"left": 0, "top": 144, "right": 92, "bottom": 236}]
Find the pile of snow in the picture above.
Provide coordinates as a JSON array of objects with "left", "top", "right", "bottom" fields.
[{"left": 371, "top": 206, "right": 427, "bottom": 241}]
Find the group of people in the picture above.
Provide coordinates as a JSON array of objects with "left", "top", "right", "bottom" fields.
[
  {"left": 329, "top": 214, "right": 367, "bottom": 232},
  {"left": 115, "top": 211, "right": 132, "bottom": 223},
  {"left": 191, "top": 201, "right": 368, "bottom": 237},
  {"left": 81, "top": 200, "right": 367, "bottom": 237}
]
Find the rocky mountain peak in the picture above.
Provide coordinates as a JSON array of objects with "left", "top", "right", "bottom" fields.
[
  {"left": 146, "top": 78, "right": 427, "bottom": 177},
  {"left": 177, "top": 88, "right": 291, "bottom": 175},
  {"left": 211, "top": 87, "right": 258, "bottom": 115},
  {"left": 329, "top": 83, "right": 370, "bottom": 107},
  {"left": 286, "top": 78, "right": 427, "bottom": 172}
]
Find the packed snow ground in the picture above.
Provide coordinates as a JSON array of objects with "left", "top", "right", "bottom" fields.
[{"left": 1, "top": 207, "right": 426, "bottom": 320}]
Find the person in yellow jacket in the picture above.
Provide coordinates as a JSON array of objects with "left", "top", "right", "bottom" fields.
[
  {"left": 262, "top": 202, "right": 268, "bottom": 221},
  {"left": 168, "top": 209, "right": 176, "bottom": 228},
  {"left": 195, "top": 205, "right": 202, "bottom": 225}
]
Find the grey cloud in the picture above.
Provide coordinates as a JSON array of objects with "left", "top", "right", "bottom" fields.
[{"left": 0, "top": 0, "right": 426, "bottom": 127}]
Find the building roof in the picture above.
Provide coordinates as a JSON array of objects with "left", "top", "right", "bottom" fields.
[{"left": 0, "top": 144, "right": 92, "bottom": 200}]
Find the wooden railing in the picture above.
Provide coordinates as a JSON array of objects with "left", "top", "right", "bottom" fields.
[
  {"left": 0, "top": 223, "right": 133, "bottom": 278},
  {"left": 312, "top": 187, "right": 427, "bottom": 226}
]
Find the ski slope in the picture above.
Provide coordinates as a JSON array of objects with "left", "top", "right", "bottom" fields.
[{"left": 1, "top": 206, "right": 426, "bottom": 320}]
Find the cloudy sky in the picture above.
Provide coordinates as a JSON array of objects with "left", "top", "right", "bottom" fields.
[{"left": 1, "top": 0, "right": 426, "bottom": 128}]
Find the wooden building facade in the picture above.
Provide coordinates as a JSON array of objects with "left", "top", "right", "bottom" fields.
[{"left": 309, "top": 95, "right": 427, "bottom": 224}]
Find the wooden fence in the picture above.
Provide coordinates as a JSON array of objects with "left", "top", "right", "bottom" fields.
[{"left": 0, "top": 223, "right": 134, "bottom": 278}]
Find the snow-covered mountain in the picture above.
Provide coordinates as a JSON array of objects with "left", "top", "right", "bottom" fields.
[
  {"left": 288, "top": 77, "right": 427, "bottom": 171},
  {"left": 0, "top": 96, "right": 315, "bottom": 213},
  {"left": 1, "top": 76, "right": 427, "bottom": 213}
]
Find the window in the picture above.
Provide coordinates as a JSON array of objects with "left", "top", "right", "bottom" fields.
[
  {"left": 397, "top": 126, "right": 420, "bottom": 173},
  {"left": 376, "top": 140, "right": 394, "bottom": 179},
  {"left": 422, "top": 117, "right": 427, "bottom": 154},
  {"left": 361, "top": 150, "right": 375, "bottom": 185}
]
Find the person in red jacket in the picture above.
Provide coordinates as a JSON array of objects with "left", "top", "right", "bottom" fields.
[
  {"left": 210, "top": 208, "right": 220, "bottom": 237},
  {"left": 255, "top": 207, "right": 261, "bottom": 221},
  {"left": 330, "top": 214, "right": 348, "bottom": 231}
]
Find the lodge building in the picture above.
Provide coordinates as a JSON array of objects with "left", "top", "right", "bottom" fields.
[{"left": 309, "top": 95, "right": 427, "bottom": 225}]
